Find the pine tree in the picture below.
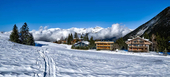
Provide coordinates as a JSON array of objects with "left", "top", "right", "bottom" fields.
[
  {"left": 74, "top": 32, "right": 78, "bottom": 39},
  {"left": 74, "top": 32, "right": 79, "bottom": 42},
  {"left": 20, "top": 22, "right": 29, "bottom": 44},
  {"left": 10, "top": 24, "right": 20, "bottom": 43},
  {"left": 67, "top": 34, "right": 71, "bottom": 44},
  {"left": 156, "top": 33, "right": 167, "bottom": 52},
  {"left": 83, "top": 33, "right": 89, "bottom": 41},
  {"left": 27, "top": 33, "right": 35, "bottom": 45},
  {"left": 80, "top": 35, "right": 83, "bottom": 38},
  {"left": 144, "top": 33, "right": 149, "bottom": 39},
  {"left": 87, "top": 35, "right": 89, "bottom": 41},
  {"left": 89, "top": 36, "right": 95, "bottom": 49},
  {"left": 70, "top": 33, "right": 73, "bottom": 41},
  {"left": 20, "top": 22, "right": 35, "bottom": 46},
  {"left": 83, "top": 34, "right": 86, "bottom": 41},
  {"left": 115, "top": 37, "right": 127, "bottom": 50}
]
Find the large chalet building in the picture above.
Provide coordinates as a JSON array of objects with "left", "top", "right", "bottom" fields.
[
  {"left": 95, "top": 41, "right": 114, "bottom": 50},
  {"left": 125, "top": 36, "right": 152, "bottom": 52}
]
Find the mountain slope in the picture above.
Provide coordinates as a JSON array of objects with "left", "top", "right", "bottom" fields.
[{"left": 123, "top": 6, "right": 170, "bottom": 40}]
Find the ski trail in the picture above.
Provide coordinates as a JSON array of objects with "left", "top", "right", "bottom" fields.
[
  {"left": 51, "top": 57, "right": 56, "bottom": 77},
  {"left": 38, "top": 50, "right": 47, "bottom": 77},
  {"left": 46, "top": 51, "right": 56, "bottom": 77},
  {"left": 38, "top": 49, "right": 56, "bottom": 77}
]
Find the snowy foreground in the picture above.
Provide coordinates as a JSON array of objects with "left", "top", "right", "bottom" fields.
[{"left": 0, "top": 33, "right": 170, "bottom": 77}]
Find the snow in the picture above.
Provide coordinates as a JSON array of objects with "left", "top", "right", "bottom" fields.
[
  {"left": 136, "top": 17, "right": 160, "bottom": 36},
  {"left": 1, "top": 33, "right": 170, "bottom": 77},
  {"left": 136, "top": 26, "right": 149, "bottom": 36}
]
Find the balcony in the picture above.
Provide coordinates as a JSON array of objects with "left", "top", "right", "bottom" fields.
[
  {"left": 96, "top": 44, "right": 112, "bottom": 46},
  {"left": 97, "top": 47, "right": 111, "bottom": 50},
  {"left": 128, "top": 41, "right": 151, "bottom": 44},
  {"left": 128, "top": 46, "right": 147, "bottom": 48},
  {"left": 128, "top": 49, "right": 148, "bottom": 52}
]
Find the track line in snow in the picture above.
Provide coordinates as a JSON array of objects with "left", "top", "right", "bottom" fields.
[
  {"left": 37, "top": 49, "right": 56, "bottom": 77},
  {"left": 37, "top": 50, "right": 47, "bottom": 77}
]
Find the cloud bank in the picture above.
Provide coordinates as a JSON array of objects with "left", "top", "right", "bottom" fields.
[
  {"left": 30, "top": 23, "right": 131, "bottom": 42},
  {"left": 88, "top": 23, "right": 131, "bottom": 40}
]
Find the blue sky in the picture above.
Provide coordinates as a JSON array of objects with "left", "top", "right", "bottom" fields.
[{"left": 0, "top": 0, "right": 170, "bottom": 31}]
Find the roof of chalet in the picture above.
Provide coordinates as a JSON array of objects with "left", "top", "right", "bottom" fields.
[{"left": 126, "top": 36, "right": 152, "bottom": 43}]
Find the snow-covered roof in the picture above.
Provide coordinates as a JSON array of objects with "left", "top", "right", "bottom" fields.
[
  {"left": 126, "top": 37, "right": 152, "bottom": 43},
  {"left": 74, "top": 41, "right": 89, "bottom": 45},
  {"left": 81, "top": 41, "right": 89, "bottom": 45},
  {"left": 128, "top": 39, "right": 132, "bottom": 41}
]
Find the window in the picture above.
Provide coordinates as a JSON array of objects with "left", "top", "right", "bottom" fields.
[
  {"left": 134, "top": 41, "right": 137, "bottom": 43},
  {"left": 138, "top": 44, "right": 143, "bottom": 46},
  {"left": 140, "top": 41, "right": 144, "bottom": 43},
  {"left": 133, "top": 44, "right": 138, "bottom": 46}
]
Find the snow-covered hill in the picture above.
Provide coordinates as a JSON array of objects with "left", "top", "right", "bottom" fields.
[
  {"left": 1, "top": 33, "right": 170, "bottom": 77},
  {"left": 30, "top": 23, "right": 131, "bottom": 42}
]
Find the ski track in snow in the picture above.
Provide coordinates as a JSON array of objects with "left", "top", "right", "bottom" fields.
[
  {"left": 1, "top": 33, "right": 170, "bottom": 77},
  {"left": 38, "top": 48, "right": 56, "bottom": 77}
]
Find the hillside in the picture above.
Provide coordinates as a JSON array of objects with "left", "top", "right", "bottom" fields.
[
  {"left": 123, "top": 6, "right": 170, "bottom": 40},
  {"left": 1, "top": 32, "right": 170, "bottom": 77}
]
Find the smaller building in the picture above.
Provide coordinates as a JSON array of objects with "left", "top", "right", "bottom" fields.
[
  {"left": 125, "top": 36, "right": 152, "bottom": 52},
  {"left": 56, "top": 40, "right": 67, "bottom": 44},
  {"left": 73, "top": 41, "right": 89, "bottom": 47},
  {"left": 95, "top": 41, "right": 114, "bottom": 50}
]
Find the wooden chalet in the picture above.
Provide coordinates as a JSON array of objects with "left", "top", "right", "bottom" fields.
[
  {"left": 71, "top": 39, "right": 77, "bottom": 44},
  {"left": 125, "top": 36, "right": 152, "bottom": 52},
  {"left": 71, "top": 38, "right": 84, "bottom": 44},
  {"left": 95, "top": 41, "right": 114, "bottom": 50}
]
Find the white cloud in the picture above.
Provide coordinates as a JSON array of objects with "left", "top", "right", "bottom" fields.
[
  {"left": 88, "top": 23, "right": 131, "bottom": 40},
  {"left": 29, "top": 23, "right": 131, "bottom": 42}
]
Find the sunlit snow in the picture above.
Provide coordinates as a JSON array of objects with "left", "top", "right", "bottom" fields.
[{"left": 0, "top": 33, "right": 170, "bottom": 77}]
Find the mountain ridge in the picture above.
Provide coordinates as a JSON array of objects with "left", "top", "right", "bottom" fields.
[{"left": 123, "top": 6, "right": 170, "bottom": 40}]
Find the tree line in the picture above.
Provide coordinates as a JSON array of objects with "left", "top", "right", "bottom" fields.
[
  {"left": 60, "top": 32, "right": 95, "bottom": 49},
  {"left": 10, "top": 23, "right": 35, "bottom": 46},
  {"left": 144, "top": 33, "right": 170, "bottom": 55}
]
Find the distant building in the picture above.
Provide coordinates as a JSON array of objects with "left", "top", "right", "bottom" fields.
[
  {"left": 71, "top": 38, "right": 84, "bottom": 44},
  {"left": 73, "top": 41, "right": 89, "bottom": 47},
  {"left": 125, "top": 36, "right": 152, "bottom": 52},
  {"left": 56, "top": 40, "right": 67, "bottom": 44},
  {"left": 95, "top": 41, "right": 114, "bottom": 50},
  {"left": 61, "top": 40, "right": 67, "bottom": 44},
  {"left": 71, "top": 39, "right": 77, "bottom": 44}
]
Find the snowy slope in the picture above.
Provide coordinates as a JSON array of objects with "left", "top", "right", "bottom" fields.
[
  {"left": 1, "top": 33, "right": 170, "bottom": 77},
  {"left": 0, "top": 33, "right": 45, "bottom": 77}
]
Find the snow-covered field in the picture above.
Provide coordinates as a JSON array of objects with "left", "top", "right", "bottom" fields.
[{"left": 0, "top": 33, "right": 170, "bottom": 77}]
